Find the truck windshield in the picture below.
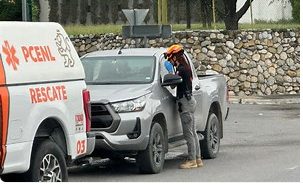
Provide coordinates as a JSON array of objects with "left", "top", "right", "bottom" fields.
[{"left": 81, "top": 56, "right": 155, "bottom": 84}]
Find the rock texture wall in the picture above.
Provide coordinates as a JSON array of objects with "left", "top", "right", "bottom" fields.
[{"left": 70, "top": 29, "right": 300, "bottom": 96}]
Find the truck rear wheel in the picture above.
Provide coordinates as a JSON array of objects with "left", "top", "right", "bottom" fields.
[
  {"left": 201, "top": 112, "right": 220, "bottom": 159},
  {"left": 24, "top": 139, "right": 68, "bottom": 182},
  {"left": 136, "top": 122, "right": 165, "bottom": 174}
]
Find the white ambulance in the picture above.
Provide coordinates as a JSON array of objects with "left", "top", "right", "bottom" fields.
[{"left": 0, "top": 22, "right": 94, "bottom": 182}]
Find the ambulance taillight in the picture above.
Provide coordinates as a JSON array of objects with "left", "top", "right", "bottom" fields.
[
  {"left": 82, "top": 89, "right": 91, "bottom": 132},
  {"left": 0, "top": 95, "right": 2, "bottom": 171}
]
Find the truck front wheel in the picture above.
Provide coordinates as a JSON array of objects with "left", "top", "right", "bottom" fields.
[
  {"left": 25, "top": 139, "right": 68, "bottom": 182},
  {"left": 201, "top": 112, "right": 220, "bottom": 159},
  {"left": 136, "top": 122, "right": 165, "bottom": 174}
]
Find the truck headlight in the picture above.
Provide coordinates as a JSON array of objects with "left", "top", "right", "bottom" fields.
[{"left": 111, "top": 96, "right": 146, "bottom": 113}]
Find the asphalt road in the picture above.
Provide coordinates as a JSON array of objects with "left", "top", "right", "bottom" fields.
[{"left": 68, "top": 103, "right": 300, "bottom": 182}]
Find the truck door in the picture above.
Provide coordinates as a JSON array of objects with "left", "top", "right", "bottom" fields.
[
  {"left": 184, "top": 54, "right": 204, "bottom": 131},
  {"left": 158, "top": 56, "right": 183, "bottom": 139}
]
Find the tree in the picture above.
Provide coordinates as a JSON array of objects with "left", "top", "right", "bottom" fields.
[
  {"left": 49, "top": 0, "right": 59, "bottom": 22},
  {"left": 289, "top": 0, "right": 299, "bottom": 22},
  {"left": 110, "top": 0, "right": 119, "bottom": 24},
  {"left": 99, "top": 0, "right": 109, "bottom": 24},
  {"left": 223, "top": 0, "right": 254, "bottom": 30},
  {"left": 91, "top": 0, "right": 100, "bottom": 24},
  {"left": 61, "top": 0, "right": 70, "bottom": 25},
  {"left": 79, "top": 0, "right": 88, "bottom": 24},
  {"left": 0, "top": 0, "right": 22, "bottom": 21},
  {"left": 200, "top": 0, "right": 212, "bottom": 28},
  {"left": 32, "top": 0, "right": 40, "bottom": 21},
  {"left": 186, "top": 0, "right": 191, "bottom": 29},
  {"left": 69, "top": 0, "right": 79, "bottom": 24}
]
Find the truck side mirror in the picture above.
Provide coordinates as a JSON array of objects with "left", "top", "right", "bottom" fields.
[{"left": 161, "top": 74, "right": 182, "bottom": 86}]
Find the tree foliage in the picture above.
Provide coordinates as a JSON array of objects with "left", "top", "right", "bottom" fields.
[
  {"left": 91, "top": 0, "right": 100, "bottom": 24},
  {"left": 61, "top": 0, "right": 70, "bottom": 25},
  {"left": 32, "top": 0, "right": 40, "bottom": 21},
  {"left": 111, "top": 0, "right": 119, "bottom": 24},
  {"left": 99, "top": 0, "right": 110, "bottom": 24},
  {"left": 69, "top": 0, "right": 78, "bottom": 24},
  {"left": 79, "top": 0, "right": 88, "bottom": 24},
  {"left": 49, "top": 0, "right": 59, "bottom": 22},
  {"left": 42, "top": 0, "right": 298, "bottom": 27},
  {"left": 0, "top": 0, "right": 22, "bottom": 21},
  {"left": 290, "top": 0, "right": 299, "bottom": 22}
]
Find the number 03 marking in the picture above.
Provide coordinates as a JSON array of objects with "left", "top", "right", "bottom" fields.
[{"left": 76, "top": 140, "right": 86, "bottom": 154}]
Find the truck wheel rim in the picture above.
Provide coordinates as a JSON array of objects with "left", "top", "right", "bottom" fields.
[
  {"left": 39, "top": 154, "right": 62, "bottom": 182},
  {"left": 152, "top": 132, "right": 163, "bottom": 165}
]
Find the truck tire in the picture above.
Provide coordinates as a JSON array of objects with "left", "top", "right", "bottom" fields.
[
  {"left": 1, "top": 173, "right": 24, "bottom": 182},
  {"left": 24, "top": 139, "right": 68, "bottom": 182},
  {"left": 136, "top": 122, "right": 165, "bottom": 174},
  {"left": 201, "top": 112, "right": 220, "bottom": 159}
]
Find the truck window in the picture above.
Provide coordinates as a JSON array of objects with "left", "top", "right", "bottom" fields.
[
  {"left": 159, "top": 56, "right": 176, "bottom": 96},
  {"left": 159, "top": 57, "right": 170, "bottom": 83},
  {"left": 81, "top": 56, "right": 156, "bottom": 84},
  {"left": 183, "top": 53, "right": 198, "bottom": 78}
]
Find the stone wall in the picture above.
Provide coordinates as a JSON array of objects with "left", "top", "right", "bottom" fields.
[{"left": 70, "top": 29, "right": 300, "bottom": 96}]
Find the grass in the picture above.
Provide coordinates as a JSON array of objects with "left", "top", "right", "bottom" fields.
[
  {"left": 64, "top": 23, "right": 300, "bottom": 35},
  {"left": 64, "top": 24, "right": 121, "bottom": 35}
]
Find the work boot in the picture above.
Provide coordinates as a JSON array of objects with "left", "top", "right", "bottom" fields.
[
  {"left": 179, "top": 160, "right": 198, "bottom": 169},
  {"left": 196, "top": 158, "right": 203, "bottom": 167}
]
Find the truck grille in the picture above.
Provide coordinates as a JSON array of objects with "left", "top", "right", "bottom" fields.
[{"left": 91, "top": 103, "right": 113, "bottom": 129}]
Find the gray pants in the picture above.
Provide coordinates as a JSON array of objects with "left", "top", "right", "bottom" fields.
[{"left": 178, "top": 96, "right": 201, "bottom": 160}]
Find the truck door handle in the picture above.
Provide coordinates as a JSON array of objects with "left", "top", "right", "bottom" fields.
[{"left": 195, "top": 85, "right": 200, "bottom": 90}]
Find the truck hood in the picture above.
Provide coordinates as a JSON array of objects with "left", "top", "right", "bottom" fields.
[{"left": 87, "top": 84, "right": 153, "bottom": 103}]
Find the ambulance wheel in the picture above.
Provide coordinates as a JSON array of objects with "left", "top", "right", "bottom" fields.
[
  {"left": 24, "top": 138, "right": 68, "bottom": 182},
  {"left": 136, "top": 122, "right": 165, "bottom": 174}
]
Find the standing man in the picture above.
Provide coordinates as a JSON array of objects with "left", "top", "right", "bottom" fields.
[{"left": 165, "top": 45, "right": 203, "bottom": 169}]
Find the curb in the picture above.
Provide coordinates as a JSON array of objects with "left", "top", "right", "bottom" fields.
[{"left": 229, "top": 95, "right": 300, "bottom": 105}]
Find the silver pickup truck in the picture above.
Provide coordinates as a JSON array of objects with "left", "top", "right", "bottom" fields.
[{"left": 80, "top": 48, "right": 229, "bottom": 174}]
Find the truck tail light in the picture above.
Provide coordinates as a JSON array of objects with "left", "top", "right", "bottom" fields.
[{"left": 82, "top": 89, "right": 91, "bottom": 132}]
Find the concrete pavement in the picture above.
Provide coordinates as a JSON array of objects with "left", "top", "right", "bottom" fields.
[{"left": 229, "top": 94, "right": 300, "bottom": 105}]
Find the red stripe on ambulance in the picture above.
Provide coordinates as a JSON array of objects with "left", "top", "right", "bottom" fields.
[
  {"left": 21, "top": 45, "right": 56, "bottom": 63},
  {"left": 0, "top": 47, "right": 9, "bottom": 172},
  {"left": 0, "top": 87, "right": 9, "bottom": 173},
  {"left": 29, "top": 85, "right": 68, "bottom": 104}
]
